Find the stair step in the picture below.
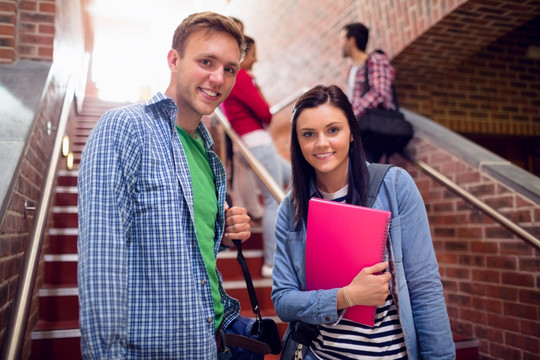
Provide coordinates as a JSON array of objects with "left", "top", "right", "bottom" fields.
[
  {"left": 38, "top": 276, "right": 275, "bottom": 323},
  {"left": 31, "top": 329, "right": 82, "bottom": 360},
  {"left": 38, "top": 286, "right": 79, "bottom": 322},
  {"left": 56, "top": 169, "right": 79, "bottom": 186},
  {"left": 52, "top": 206, "right": 78, "bottom": 228},
  {"left": 30, "top": 320, "right": 284, "bottom": 360},
  {"left": 217, "top": 248, "right": 265, "bottom": 280},
  {"left": 48, "top": 228, "right": 78, "bottom": 254},
  {"left": 226, "top": 281, "right": 274, "bottom": 312},
  {"left": 233, "top": 230, "right": 263, "bottom": 250},
  {"left": 44, "top": 254, "right": 77, "bottom": 285},
  {"left": 38, "top": 295, "right": 273, "bottom": 327},
  {"left": 54, "top": 186, "right": 78, "bottom": 206},
  {"left": 33, "top": 321, "right": 80, "bottom": 334}
]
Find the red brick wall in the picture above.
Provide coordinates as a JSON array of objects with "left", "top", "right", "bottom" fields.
[
  {"left": 396, "top": 15, "right": 540, "bottom": 174},
  {"left": 0, "top": 0, "right": 16, "bottom": 62},
  {"left": 398, "top": 17, "right": 540, "bottom": 137},
  {"left": 18, "top": 0, "right": 55, "bottom": 60},
  {"left": 0, "top": 0, "right": 56, "bottom": 63},
  {"left": 227, "top": 0, "right": 466, "bottom": 106},
  {"left": 391, "top": 140, "right": 540, "bottom": 360},
  {"left": 0, "top": 79, "right": 65, "bottom": 358}
]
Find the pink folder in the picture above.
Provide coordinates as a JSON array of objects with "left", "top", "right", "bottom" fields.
[{"left": 305, "top": 197, "right": 391, "bottom": 326}]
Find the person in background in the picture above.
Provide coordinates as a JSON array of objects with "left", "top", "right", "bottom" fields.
[
  {"left": 221, "top": 35, "right": 291, "bottom": 278},
  {"left": 78, "top": 12, "right": 252, "bottom": 359},
  {"left": 340, "top": 22, "right": 396, "bottom": 163},
  {"left": 226, "top": 16, "right": 265, "bottom": 223},
  {"left": 271, "top": 85, "right": 455, "bottom": 359}
]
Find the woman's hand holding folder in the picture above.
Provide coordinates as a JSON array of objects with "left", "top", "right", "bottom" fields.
[{"left": 344, "top": 261, "right": 391, "bottom": 307}]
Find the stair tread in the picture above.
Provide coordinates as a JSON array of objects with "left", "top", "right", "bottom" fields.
[{"left": 34, "top": 319, "right": 79, "bottom": 332}]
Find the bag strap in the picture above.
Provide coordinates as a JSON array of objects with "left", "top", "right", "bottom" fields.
[
  {"left": 228, "top": 193, "right": 262, "bottom": 321},
  {"left": 232, "top": 239, "right": 263, "bottom": 322},
  {"left": 367, "top": 163, "right": 393, "bottom": 208}
]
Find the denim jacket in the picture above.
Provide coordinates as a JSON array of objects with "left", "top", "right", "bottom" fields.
[{"left": 271, "top": 166, "right": 455, "bottom": 359}]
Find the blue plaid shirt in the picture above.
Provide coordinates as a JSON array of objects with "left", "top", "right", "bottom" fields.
[{"left": 77, "top": 92, "right": 240, "bottom": 359}]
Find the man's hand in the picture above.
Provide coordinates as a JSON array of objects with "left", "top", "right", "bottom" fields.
[{"left": 221, "top": 203, "right": 251, "bottom": 247}]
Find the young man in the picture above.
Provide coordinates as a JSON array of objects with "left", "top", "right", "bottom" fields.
[
  {"left": 340, "top": 23, "right": 396, "bottom": 162},
  {"left": 78, "top": 12, "right": 251, "bottom": 359}
]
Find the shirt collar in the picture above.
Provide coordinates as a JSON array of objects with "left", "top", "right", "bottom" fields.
[
  {"left": 146, "top": 91, "right": 175, "bottom": 108},
  {"left": 146, "top": 92, "right": 215, "bottom": 151}
]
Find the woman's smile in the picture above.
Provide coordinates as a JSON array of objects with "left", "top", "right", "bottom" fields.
[{"left": 296, "top": 103, "right": 352, "bottom": 192}]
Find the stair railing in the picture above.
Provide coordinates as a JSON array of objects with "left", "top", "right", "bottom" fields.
[
  {"left": 405, "top": 154, "right": 540, "bottom": 249},
  {"left": 1, "top": 72, "right": 78, "bottom": 360},
  {"left": 269, "top": 87, "right": 309, "bottom": 115},
  {"left": 213, "top": 87, "right": 308, "bottom": 204},
  {"left": 214, "top": 107, "right": 285, "bottom": 203}
]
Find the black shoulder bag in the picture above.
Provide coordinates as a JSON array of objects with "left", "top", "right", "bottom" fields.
[
  {"left": 358, "top": 51, "right": 413, "bottom": 163},
  {"left": 223, "top": 239, "right": 282, "bottom": 359},
  {"left": 280, "top": 164, "right": 393, "bottom": 359}
]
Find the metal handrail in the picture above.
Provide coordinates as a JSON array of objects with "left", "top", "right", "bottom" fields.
[
  {"left": 214, "top": 107, "right": 285, "bottom": 203},
  {"left": 214, "top": 87, "right": 308, "bottom": 204},
  {"left": 407, "top": 155, "right": 540, "bottom": 249},
  {"left": 270, "top": 87, "right": 309, "bottom": 115},
  {"left": 1, "top": 74, "right": 77, "bottom": 360}
]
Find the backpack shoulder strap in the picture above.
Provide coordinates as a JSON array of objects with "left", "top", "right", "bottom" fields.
[{"left": 367, "top": 164, "right": 393, "bottom": 208}]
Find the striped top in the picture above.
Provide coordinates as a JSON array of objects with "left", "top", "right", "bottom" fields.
[{"left": 311, "top": 187, "right": 407, "bottom": 359}]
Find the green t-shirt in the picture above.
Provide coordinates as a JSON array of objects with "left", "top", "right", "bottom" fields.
[{"left": 176, "top": 125, "right": 223, "bottom": 330}]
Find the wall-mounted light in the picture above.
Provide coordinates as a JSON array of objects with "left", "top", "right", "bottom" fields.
[
  {"left": 66, "top": 152, "right": 74, "bottom": 170},
  {"left": 62, "top": 136, "right": 70, "bottom": 157}
]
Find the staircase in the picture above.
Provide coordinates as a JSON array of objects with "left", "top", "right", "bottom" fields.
[{"left": 30, "top": 97, "right": 283, "bottom": 359}]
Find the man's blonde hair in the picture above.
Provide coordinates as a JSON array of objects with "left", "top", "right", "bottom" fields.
[{"left": 172, "top": 12, "right": 246, "bottom": 60}]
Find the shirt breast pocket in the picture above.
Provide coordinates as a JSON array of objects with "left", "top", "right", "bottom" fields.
[{"left": 134, "top": 155, "right": 179, "bottom": 213}]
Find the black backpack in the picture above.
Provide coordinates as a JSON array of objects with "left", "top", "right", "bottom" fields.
[{"left": 358, "top": 50, "right": 413, "bottom": 163}]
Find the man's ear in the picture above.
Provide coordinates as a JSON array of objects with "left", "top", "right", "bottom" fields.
[{"left": 167, "top": 49, "right": 179, "bottom": 71}]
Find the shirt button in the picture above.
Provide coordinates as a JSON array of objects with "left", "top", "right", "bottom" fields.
[
  {"left": 201, "top": 279, "right": 207, "bottom": 285},
  {"left": 207, "top": 317, "right": 212, "bottom": 323},
  {"left": 325, "top": 316, "right": 330, "bottom": 322}
]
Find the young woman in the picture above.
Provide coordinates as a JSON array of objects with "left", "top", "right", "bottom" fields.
[
  {"left": 221, "top": 35, "right": 291, "bottom": 277},
  {"left": 271, "top": 85, "right": 455, "bottom": 359}
]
